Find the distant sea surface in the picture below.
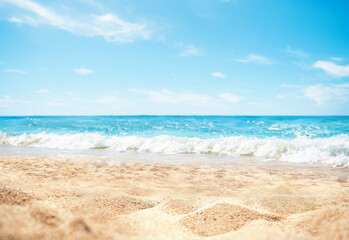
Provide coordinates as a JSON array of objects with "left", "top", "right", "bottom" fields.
[{"left": 0, "top": 116, "right": 348, "bottom": 167}]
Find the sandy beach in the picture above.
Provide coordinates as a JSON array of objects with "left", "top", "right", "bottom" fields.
[
  {"left": 0, "top": 155, "right": 348, "bottom": 240},
  {"left": 2, "top": 0, "right": 349, "bottom": 238}
]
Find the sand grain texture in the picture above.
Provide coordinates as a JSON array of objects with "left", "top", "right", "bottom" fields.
[{"left": 0, "top": 156, "right": 348, "bottom": 240}]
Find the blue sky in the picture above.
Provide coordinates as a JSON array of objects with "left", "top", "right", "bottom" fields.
[{"left": 0, "top": 0, "right": 348, "bottom": 115}]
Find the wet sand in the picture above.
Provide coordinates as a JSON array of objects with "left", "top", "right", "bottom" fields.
[{"left": 0, "top": 155, "right": 349, "bottom": 240}]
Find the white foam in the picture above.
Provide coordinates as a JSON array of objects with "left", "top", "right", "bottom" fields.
[{"left": 0, "top": 131, "right": 348, "bottom": 167}]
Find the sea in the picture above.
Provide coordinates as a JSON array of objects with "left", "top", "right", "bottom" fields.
[{"left": 0, "top": 116, "right": 348, "bottom": 167}]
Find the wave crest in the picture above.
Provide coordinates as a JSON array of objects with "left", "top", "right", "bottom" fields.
[{"left": 0, "top": 132, "right": 348, "bottom": 167}]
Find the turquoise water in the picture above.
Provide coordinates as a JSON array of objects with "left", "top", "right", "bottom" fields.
[
  {"left": 0, "top": 116, "right": 348, "bottom": 167},
  {"left": 1, "top": 116, "right": 348, "bottom": 138}
]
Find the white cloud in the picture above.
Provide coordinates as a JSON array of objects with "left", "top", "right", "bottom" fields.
[
  {"left": 9, "top": 16, "right": 39, "bottom": 26},
  {"left": 278, "top": 83, "right": 349, "bottom": 105},
  {"left": 276, "top": 93, "right": 293, "bottom": 99},
  {"left": 285, "top": 45, "right": 308, "bottom": 58},
  {"left": 280, "top": 83, "right": 302, "bottom": 88},
  {"left": 176, "top": 43, "right": 203, "bottom": 57},
  {"left": 37, "top": 89, "right": 50, "bottom": 94},
  {"left": 330, "top": 57, "right": 343, "bottom": 61},
  {"left": 77, "top": 0, "right": 103, "bottom": 10},
  {"left": 305, "top": 84, "right": 349, "bottom": 105},
  {"left": 313, "top": 61, "right": 349, "bottom": 77},
  {"left": 95, "top": 94, "right": 131, "bottom": 106},
  {"left": 96, "top": 96, "right": 120, "bottom": 104},
  {"left": 8, "top": 17, "right": 24, "bottom": 23},
  {"left": 179, "top": 46, "right": 203, "bottom": 57},
  {"left": 212, "top": 72, "right": 226, "bottom": 78},
  {"left": 218, "top": 93, "right": 244, "bottom": 103},
  {"left": 292, "top": 60, "right": 311, "bottom": 70},
  {"left": 0, "top": 95, "right": 14, "bottom": 103},
  {"left": 236, "top": 54, "right": 273, "bottom": 64},
  {"left": 133, "top": 89, "right": 211, "bottom": 105},
  {"left": 66, "top": 92, "right": 82, "bottom": 101},
  {"left": 276, "top": 88, "right": 303, "bottom": 99},
  {"left": 0, "top": 96, "right": 32, "bottom": 107},
  {"left": 4, "top": 69, "right": 26, "bottom": 74},
  {"left": 44, "top": 101, "right": 67, "bottom": 106},
  {"left": 0, "top": 96, "right": 11, "bottom": 107},
  {"left": 4, "top": 0, "right": 151, "bottom": 43},
  {"left": 334, "top": 83, "right": 349, "bottom": 88},
  {"left": 133, "top": 89, "right": 245, "bottom": 106},
  {"left": 74, "top": 68, "right": 94, "bottom": 75},
  {"left": 65, "top": 92, "right": 130, "bottom": 105}
]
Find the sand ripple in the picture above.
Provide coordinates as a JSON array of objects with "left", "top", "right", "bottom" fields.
[
  {"left": 180, "top": 202, "right": 281, "bottom": 236},
  {"left": 0, "top": 156, "right": 348, "bottom": 240}
]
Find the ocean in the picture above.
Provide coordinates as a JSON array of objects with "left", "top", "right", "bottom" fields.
[{"left": 0, "top": 116, "right": 348, "bottom": 167}]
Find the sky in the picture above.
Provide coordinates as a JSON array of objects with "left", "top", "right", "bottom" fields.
[{"left": 0, "top": 0, "right": 349, "bottom": 115}]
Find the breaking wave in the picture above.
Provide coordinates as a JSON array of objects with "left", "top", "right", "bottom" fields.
[{"left": 1, "top": 131, "right": 348, "bottom": 167}]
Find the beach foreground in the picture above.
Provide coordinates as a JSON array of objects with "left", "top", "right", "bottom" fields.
[{"left": 0, "top": 156, "right": 348, "bottom": 240}]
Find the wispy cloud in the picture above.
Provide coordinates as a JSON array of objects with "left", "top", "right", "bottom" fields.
[
  {"left": 276, "top": 93, "right": 295, "bottom": 99},
  {"left": 93, "top": 93, "right": 132, "bottom": 107},
  {"left": 280, "top": 83, "right": 302, "bottom": 88},
  {"left": 284, "top": 45, "right": 308, "bottom": 58},
  {"left": 36, "top": 89, "right": 50, "bottom": 94},
  {"left": 211, "top": 72, "right": 226, "bottom": 78},
  {"left": 4, "top": 69, "right": 26, "bottom": 74},
  {"left": 218, "top": 93, "right": 244, "bottom": 103},
  {"left": 278, "top": 83, "right": 349, "bottom": 105},
  {"left": 96, "top": 96, "right": 118, "bottom": 104},
  {"left": 179, "top": 45, "right": 203, "bottom": 57},
  {"left": 0, "top": 95, "right": 32, "bottom": 107},
  {"left": 9, "top": 16, "right": 39, "bottom": 26},
  {"left": 334, "top": 83, "right": 349, "bottom": 88},
  {"left": 66, "top": 92, "right": 82, "bottom": 102},
  {"left": 132, "top": 89, "right": 211, "bottom": 105},
  {"left": 44, "top": 101, "right": 67, "bottom": 106},
  {"left": 132, "top": 89, "right": 245, "bottom": 105},
  {"left": 313, "top": 61, "right": 349, "bottom": 77},
  {"left": 236, "top": 54, "right": 273, "bottom": 64},
  {"left": 305, "top": 84, "right": 349, "bottom": 105},
  {"left": 95, "top": 95, "right": 126, "bottom": 104},
  {"left": 4, "top": 0, "right": 151, "bottom": 43},
  {"left": 292, "top": 60, "right": 312, "bottom": 70},
  {"left": 0, "top": 95, "right": 15, "bottom": 104},
  {"left": 330, "top": 57, "right": 343, "bottom": 61},
  {"left": 63, "top": 92, "right": 131, "bottom": 106},
  {"left": 277, "top": 84, "right": 303, "bottom": 99},
  {"left": 77, "top": 0, "right": 103, "bottom": 10},
  {"left": 176, "top": 43, "right": 204, "bottom": 57},
  {"left": 74, "top": 68, "right": 94, "bottom": 75}
]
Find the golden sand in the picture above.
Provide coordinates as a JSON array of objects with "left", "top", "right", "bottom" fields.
[{"left": 0, "top": 155, "right": 348, "bottom": 240}]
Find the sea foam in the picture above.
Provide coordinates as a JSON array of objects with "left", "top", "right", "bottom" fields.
[{"left": 1, "top": 131, "right": 348, "bottom": 167}]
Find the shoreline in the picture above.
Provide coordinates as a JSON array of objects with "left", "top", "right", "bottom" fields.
[
  {"left": 1, "top": 145, "right": 348, "bottom": 170},
  {"left": 1, "top": 155, "right": 348, "bottom": 239}
]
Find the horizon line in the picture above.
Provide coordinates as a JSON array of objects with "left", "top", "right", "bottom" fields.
[{"left": 1, "top": 115, "right": 349, "bottom": 117}]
